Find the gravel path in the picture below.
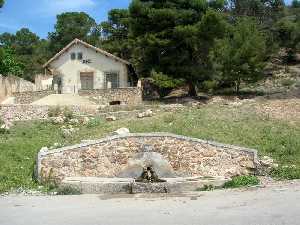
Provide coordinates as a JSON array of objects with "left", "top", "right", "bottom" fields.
[{"left": 1, "top": 180, "right": 300, "bottom": 225}]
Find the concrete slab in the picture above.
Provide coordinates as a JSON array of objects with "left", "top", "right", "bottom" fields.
[{"left": 61, "top": 176, "right": 230, "bottom": 194}]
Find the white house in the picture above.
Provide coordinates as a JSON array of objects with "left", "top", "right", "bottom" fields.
[{"left": 43, "top": 39, "right": 135, "bottom": 94}]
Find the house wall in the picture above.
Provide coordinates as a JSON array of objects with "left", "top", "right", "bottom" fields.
[{"left": 49, "top": 43, "right": 129, "bottom": 94}]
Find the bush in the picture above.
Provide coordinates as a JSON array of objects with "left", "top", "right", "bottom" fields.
[
  {"left": 202, "top": 80, "right": 218, "bottom": 93},
  {"left": 62, "top": 107, "right": 74, "bottom": 121},
  {"left": 86, "top": 117, "right": 102, "bottom": 128},
  {"left": 151, "top": 70, "right": 185, "bottom": 89},
  {"left": 48, "top": 106, "right": 62, "bottom": 117},
  {"left": 223, "top": 176, "right": 260, "bottom": 188},
  {"left": 270, "top": 166, "right": 300, "bottom": 180}
]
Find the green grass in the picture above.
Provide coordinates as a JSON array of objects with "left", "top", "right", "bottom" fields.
[
  {"left": 223, "top": 176, "right": 260, "bottom": 189},
  {"left": 1, "top": 103, "right": 300, "bottom": 192}
]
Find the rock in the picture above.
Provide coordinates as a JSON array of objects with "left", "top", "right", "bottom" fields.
[
  {"left": 0, "top": 123, "right": 10, "bottom": 130},
  {"left": 81, "top": 117, "right": 90, "bottom": 125},
  {"left": 137, "top": 109, "right": 153, "bottom": 118},
  {"left": 260, "top": 156, "right": 276, "bottom": 167},
  {"left": 51, "top": 116, "right": 64, "bottom": 124},
  {"left": 106, "top": 116, "right": 117, "bottom": 121},
  {"left": 113, "top": 128, "right": 130, "bottom": 135},
  {"left": 69, "top": 118, "right": 79, "bottom": 124},
  {"left": 61, "top": 127, "right": 79, "bottom": 138}
]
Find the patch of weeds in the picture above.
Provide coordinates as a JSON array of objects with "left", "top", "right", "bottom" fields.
[
  {"left": 55, "top": 186, "right": 82, "bottom": 195},
  {"left": 270, "top": 166, "right": 300, "bottom": 180},
  {"left": 48, "top": 106, "right": 62, "bottom": 117},
  {"left": 163, "top": 113, "right": 176, "bottom": 124},
  {"left": 223, "top": 176, "right": 259, "bottom": 189},
  {"left": 86, "top": 117, "right": 102, "bottom": 128},
  {"left": 196, "top": 184, "right": 215, "bottom": 191},
  {"left": 62, "top": 107, "right": 74, "bottom": 121}
]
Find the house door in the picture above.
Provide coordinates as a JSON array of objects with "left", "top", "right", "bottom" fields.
[{"left": 80, "top": 72, "right": 94, "bottom": 90}]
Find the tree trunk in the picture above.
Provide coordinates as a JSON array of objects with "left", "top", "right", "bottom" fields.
[
  {"left": 235, "top": 80, "right": 241, "bottom": 95},
  {"left": 188, "top": 82, "right": 197, "bottom": 97}
]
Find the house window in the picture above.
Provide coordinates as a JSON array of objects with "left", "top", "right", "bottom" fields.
[
  {"left": 105, "top": 72, "right": 119, "bottom": 89},
  {"left": 71, "top": 52, "right": 76, "bottom": 60},
  {"left": 77, "top": 52, "right": 83, "bottom": 60}
]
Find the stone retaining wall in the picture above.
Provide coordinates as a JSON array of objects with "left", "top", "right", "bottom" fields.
[
  {"left": 0, "top": 104, "right": 98, "bottom": 122},
  {"left": 0, "top": 75, "right": 36, "bottom": 102},
  {"left": 37, "top": 133, "right": 259, "bottom": 183},
  {"left": 13, "top": 90, "right": 56, "bottom": 104},
  {"left": 78, "top": 88, "right": 142, "bottom": 105}
]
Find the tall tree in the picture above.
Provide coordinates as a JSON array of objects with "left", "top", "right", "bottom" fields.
[
  {"left": 0, "top": 0, "right": 4, "bottom": 8},
  {"left": 0, "top": 28, "right": 47, "bottom": 80},
  {"left": 292, "top": 0, "right": 300, "bottom": 8},
  {"left": 99, "top": 9, "right": 132, "bottom": 59},
  {"left": 48, "top": 12, "right": 99, "bottom": 54},
  {"left": 210, "top": 18, "right": 267, "bottom": 94},
  {"left": 129, "top": 0, "right": 227, "bottom": 95},
  {"left": 0, "top": 47, "right": 24, "bottom": 76}
]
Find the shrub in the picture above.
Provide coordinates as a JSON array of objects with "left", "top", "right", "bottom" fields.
[
  {"left": 270, "top": 166, "right": 300, "bottom": 180},
  {"left": 86, "top": 117, "right": 102, "bottom": 128},
  {"left": 48, "top": 106, "right": 62, "bottom": 117},
  {"left": 62, "top": 107, "right": 74, "bottom": 121},
  {"left": 202, "top": 80, "right": 218, "bottom": 93},
  {"left": 223, "top": 176, "right": 260, "bottom": 188}
]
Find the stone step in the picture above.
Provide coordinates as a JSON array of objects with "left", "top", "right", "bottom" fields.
[{"left": 61, "top": 176, "right": 230, "bottom": 194}]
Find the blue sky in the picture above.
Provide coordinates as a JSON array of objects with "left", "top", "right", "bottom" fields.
[{"left": 0, "top": 0, "right": 293, "bottom": 39}]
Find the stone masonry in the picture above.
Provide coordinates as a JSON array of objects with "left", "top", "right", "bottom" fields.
[
  {"left": 13, "top": 90, "right": 56, "bottom": 104},
  {"left": 37, "top": 133, "right": 259, "bottom": 183},
  {"left": 78, "top": 87, "right": 142, "bottom": 105}
]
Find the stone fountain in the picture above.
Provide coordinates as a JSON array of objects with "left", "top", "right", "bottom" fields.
[{"left": 37, "top": 133, "right": 259, "bottom": 194}]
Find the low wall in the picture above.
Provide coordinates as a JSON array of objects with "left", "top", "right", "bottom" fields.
[
  {"left": 37, "top": 133, "right": 259, "bottom": 183},
  {"left": 13, "top": 90, "right": 56, "bottom": 104},
  {"left": 0, "top": 75, "right": 36, "bottom": 102},
  {"left": 0, "top": 104, "right": 98, "bottom": 122},
  {"left": 78, "top": 87, "right": 142, "bottom": 105}
]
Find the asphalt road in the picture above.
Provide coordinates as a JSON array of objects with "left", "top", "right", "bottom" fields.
[{"left": 1, "top": 181, "right": 300, "bottom": 225}]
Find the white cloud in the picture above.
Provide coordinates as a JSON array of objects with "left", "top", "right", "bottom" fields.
[{"left": 39, "top": 0, "right": 96, "bottom": 16}]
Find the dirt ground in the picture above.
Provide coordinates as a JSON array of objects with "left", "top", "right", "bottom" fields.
[{"left": 31, "top": 94, "right": 95, "bottom": 106}]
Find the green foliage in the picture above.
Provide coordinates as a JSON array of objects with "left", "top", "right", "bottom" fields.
[
  {"left": 0, "top": 0, "right": 4, "bottom": 8},
  {"left": 48, "top": 12, "right": 99, "bottom": 55},
  {"left": 201, "top": 80, "right": 218, "bottom": 93},
  {"left": 0, "top": 47, "right": 24, "bottom": 76},
  {"left": 62, "top": 107, "right": 74, "bottom": 121},
  {"left": 270, "top": 166, "right": 300, "bottom": 180},
  {"left": 223, "top": 176, "right": 260, "bottom": 188},
  {"left": 292, "top": 0, "right": 300, "bottom": 8},
  {"left": 48, "top": 106, "right": 62, "bottom": 118},
  {"left": 1, "top": 104, "right": 300, "bottom": 193},
  {"left": 86, "top": 117, "right": 102, "bottom": 128},
  {"left": 151, "top": 70, "right": 185, "bottom": 89},
  {"left": 211, "top": 18, "right": 267, "bottom": 94}
]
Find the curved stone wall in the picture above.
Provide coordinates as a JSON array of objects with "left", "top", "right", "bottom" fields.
[{"left": 37, "top": 133, "right": 259, "bottom": 183}]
